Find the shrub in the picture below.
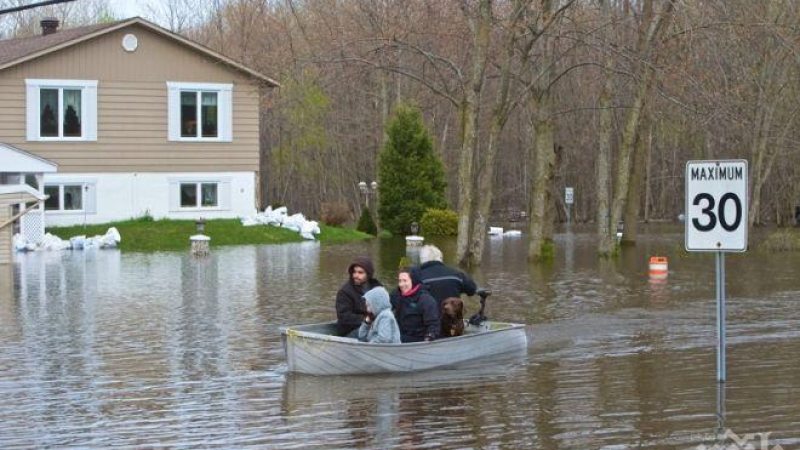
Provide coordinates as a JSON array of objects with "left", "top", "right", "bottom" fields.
[
  {"left": 320, "top": 201, "right": 351, "bottom": 226},
  {"left": 419, "top": 208, "right": 458, "bottom": 235},
  {"left": 377, "top": 104, "right": 447, "bottom": 234},
  {"left": 357, "top": 207, "right": 378, "bottom": 235}
]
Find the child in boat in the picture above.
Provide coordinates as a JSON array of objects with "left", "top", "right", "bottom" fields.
[{"left": 358, "top": 287, "right": 401, "bottom": 344}]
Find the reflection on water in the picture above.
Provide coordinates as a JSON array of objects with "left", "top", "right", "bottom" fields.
[{"left": 0, "top": 228, "right": 799, "bottom": 449}]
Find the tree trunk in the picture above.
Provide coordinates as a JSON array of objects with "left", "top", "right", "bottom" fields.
[
  {"left": 621, "top": 111, "right": 648, "bottom": 245},
  {"left": 596, "top": 0, "right": 614, "bottom": 257},
  {"left": 608, "top": 0, "right": 673, "bottom": 248},
  {"left": 455, "top": 101, "right": 479, "bottom": 265},
  {"left": 644, "top": 121, "right": 653, "bottom": 223},
  {"left": 467, "top": 0, "right": 524, "bottom": 265},
  {"left": 455, "top": 0, "right": 493, "bottom": 267},
  {"left": 528, "top": 91, "right": 556, "bottom": 261}
]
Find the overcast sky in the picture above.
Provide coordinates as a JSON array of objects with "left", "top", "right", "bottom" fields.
[{"left": 107, "top": 0, "right": 149, "bottom": 19}]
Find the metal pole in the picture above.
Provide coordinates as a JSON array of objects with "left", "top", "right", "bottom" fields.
[
  {"left": 716, "top": 251, "right": 726, "bottom": 383},
  {"left": 716, "top": 383, "right": 726, "bottom": 438}
]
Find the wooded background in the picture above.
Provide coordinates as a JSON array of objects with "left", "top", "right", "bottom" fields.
[{"left": 2, "top": 0, "right": 797, "bottom": 262}]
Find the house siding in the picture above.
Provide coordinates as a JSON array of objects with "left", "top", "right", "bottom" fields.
[{"left": 0, "top": 23, "right": 263, "bottom": 173}]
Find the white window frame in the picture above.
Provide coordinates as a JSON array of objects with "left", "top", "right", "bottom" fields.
[
  {"left": 44, "top": 183, "right": 83, "bottom": 213},
  {"left": 42, "top": 178, "right": 97, "bottom": 216},
  {"left": 167, "top": 82, "right": 233, "bottom": 142},
  {"left": 179, "top": 182, "right": 219, "bottom": 209},
  {"left": 169, "top": 177, "right": 231, "bottom": 212},
  {"left": 26, "top": 79, "right": 98, "bottom": 142}
]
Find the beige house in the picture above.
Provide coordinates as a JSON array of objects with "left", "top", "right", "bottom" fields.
[{"left": 0, "top": 17, "right": 277, "bottom": 241}]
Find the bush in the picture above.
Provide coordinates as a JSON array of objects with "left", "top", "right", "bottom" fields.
[
  {"left": 320, "top": 202, "right": 351, "bottom": 226},
  {"left": 419, "top": 208, "right": 458, "bottom": 235},
  {"left": 357, "top": 207, "right": 378, "bottom": 235},
  {"left": 377, "top": 104, "right": 447, "bottom": 234}
]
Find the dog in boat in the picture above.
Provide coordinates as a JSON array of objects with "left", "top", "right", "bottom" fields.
[{"left": 440, "top": 297, "right": 465, "bottom": 337}]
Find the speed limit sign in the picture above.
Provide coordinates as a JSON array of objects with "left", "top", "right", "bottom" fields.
[{"left": 685, "top": 160, "right": 748, "bottom": 252}]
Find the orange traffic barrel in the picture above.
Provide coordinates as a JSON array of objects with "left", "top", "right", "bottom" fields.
[{"left": 649, "top": 256, "right": 668, "bottom": 279}]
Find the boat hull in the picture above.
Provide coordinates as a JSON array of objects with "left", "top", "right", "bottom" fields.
[{"left": 281, "top": 321, "right": 528, "bottom": 375}]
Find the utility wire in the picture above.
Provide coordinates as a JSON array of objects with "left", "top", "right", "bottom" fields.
[{"left": 0, "top": 0, "right": 77, "bottom": 16}]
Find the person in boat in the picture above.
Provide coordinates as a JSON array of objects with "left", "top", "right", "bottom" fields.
[
  {"left": 357, "top": 287, "right": 401, "bottom": 344},
  {"left": 336, "top": 256, "right": 382, "bottom": 338},
  {"left": 414, "top": 245, "right": 477, "bottom": 307},
  {"left": 391, "top": 269, "right": 440, "bottom": 343}
]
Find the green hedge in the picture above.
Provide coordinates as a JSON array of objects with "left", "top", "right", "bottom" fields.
[{"left": 419, "top": 208, "right": 458, "bottom": 235}]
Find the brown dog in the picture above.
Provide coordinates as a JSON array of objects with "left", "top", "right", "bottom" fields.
[{"left": 440, "top": 297, "right": 465, "bottom": 338}]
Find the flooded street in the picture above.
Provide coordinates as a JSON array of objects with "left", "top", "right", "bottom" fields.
[{"left": 1, "top": 227, "right": 799, "bottom": 449}]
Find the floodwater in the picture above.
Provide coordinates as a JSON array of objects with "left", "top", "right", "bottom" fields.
[{"left": 0, "top": 225, "right": 798, "bottom": 449}]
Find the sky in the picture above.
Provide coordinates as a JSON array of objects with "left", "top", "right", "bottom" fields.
[{"left": 107, "top": 0, "right": 149, "bottom": 19}]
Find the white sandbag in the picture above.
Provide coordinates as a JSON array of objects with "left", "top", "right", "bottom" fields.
[
  {"left": 84, "top": 237, "right": 101, "bottom": 249},
  {"left": 105, "top": 227, "right": 121, "bottom": 244},
  {"left": 99, "top": 228, "right": 121, "bottom": 248},
  {"left": 282, "top": 213, "right": 307, "bottom": 227},
  {"left": 488, "top": 227, "right": 504, "bottom": 235},
  {"left": 40, "top": 233, "right": 71, "bottom": 251},
  {"left": 281, "top": 223, "right": 301, "bottom": 232},
  {"left": 70, "top": 235, "right": 86, "bottom": 250},
  {"left": 13, "top": 234, "right": 36, "bottom": 252},
  {"left": 241, "top": 216, "right": 259, "bottom": 227}
]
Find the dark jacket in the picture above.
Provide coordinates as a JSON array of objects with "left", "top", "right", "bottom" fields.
[
  {"left": 336, "top": 257, "right": 381, "bottom": 336},
  {"left": 414, "top": 261, "right": 477, "bottom": 306},
  {"left": 391, "top": 286, "right": 440, "bottom": 343}
]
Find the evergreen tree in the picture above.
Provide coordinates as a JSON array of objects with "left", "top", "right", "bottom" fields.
[
  {"left": 357, "top": 207, "right": 378, "bottom": 235},
  {"left": 378, "top": 104, "right": 447, "bottom": 234}
]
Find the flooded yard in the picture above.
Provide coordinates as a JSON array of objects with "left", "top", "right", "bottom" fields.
[{"left": 1, "top": 227, "right": 798, "bottom": 449}]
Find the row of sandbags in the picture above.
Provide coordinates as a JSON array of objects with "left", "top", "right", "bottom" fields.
[
  {"left": 240, "top": 206, "right": 321, "bottom": 240},
  {"left": 14, "top": 227, "right": 121, "bottom": 252},
  {"left": 488, "top": 227, "right": 522, "bottom": 237}
]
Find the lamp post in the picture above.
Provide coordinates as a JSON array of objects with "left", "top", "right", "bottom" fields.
[{"left": 358, "top": 180, "right": 378, "bottom": 210}]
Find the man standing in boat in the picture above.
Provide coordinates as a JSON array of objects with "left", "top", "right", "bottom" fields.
[
  {"left": 415, "top": 245, "right": 477, "bottom": 306},
  {"left": 336, "top": 256, "right": 382, "bottom": 337}
]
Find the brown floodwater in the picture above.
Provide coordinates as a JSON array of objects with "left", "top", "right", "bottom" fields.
[{"left": 0, "top": 225, "right": 798, "bottom": 449}]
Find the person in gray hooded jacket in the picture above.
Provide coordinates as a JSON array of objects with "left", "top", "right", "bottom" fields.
[{"left": 358, "top": 287, "right": 401, "bottom": 344}]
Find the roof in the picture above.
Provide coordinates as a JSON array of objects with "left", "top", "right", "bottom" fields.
[
  {"left": 0, "top": 17, "right": 278, "bottom": 87},
  {"left": 0, "top": 184, "right": 47, "bottom": 201},
  {"left": 0, "top": 142, "right": 58, "bottom": 173}
]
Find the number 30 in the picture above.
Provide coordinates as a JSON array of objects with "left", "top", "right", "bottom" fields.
[{"left": 692, "top": 193, "right": 742, "bottom": 232}]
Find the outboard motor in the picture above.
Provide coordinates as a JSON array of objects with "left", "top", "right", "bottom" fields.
[{"left": 468, "top": 288, "right": 491, "bottom": 326}]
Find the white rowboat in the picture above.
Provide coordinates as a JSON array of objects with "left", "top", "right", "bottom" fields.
[{"left": 281, "top": 321, "right": 528, "bottom": 376}]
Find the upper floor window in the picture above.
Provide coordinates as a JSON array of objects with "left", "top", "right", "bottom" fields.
[
  {"left": 25, "top": 79, "right": 98, "bottom": 141},
  {"left": 167, "top": 82, "right": 232, "bottom": 142}
]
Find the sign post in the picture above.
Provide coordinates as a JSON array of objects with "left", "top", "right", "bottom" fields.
[
  {"left": 685, "top": 160, "right": 748, "bottom": 383},
  {"left": 565, "top": 187, "right": 574, "bottom": 225}
]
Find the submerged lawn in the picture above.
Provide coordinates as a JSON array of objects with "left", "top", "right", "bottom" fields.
[{"left": 48, "top": 218, "right": 372, "bottom": 252}]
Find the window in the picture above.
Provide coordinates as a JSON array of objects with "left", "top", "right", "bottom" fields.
[
  {"left": 26, "top": 79, "right": 97, "bottom": 141},
  {"left": 167, "top": 82, "right": 232, "bottom": 142},
  {"left": 180, "top": 182, "right": 218, "bottom": 208},
  {"left": 44, "top": 184, "right": 84, "bottom": 211},
  {"left": 180, "top": 91, "right": 219, "bottom": 138}
]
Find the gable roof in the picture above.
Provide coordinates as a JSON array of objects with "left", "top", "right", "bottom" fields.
[
  {"left": 0, "top": 142, "right": 58, "bottom": 173},
  {"left": 0, "top": 17, "right": 278, "bottom": 87}
]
